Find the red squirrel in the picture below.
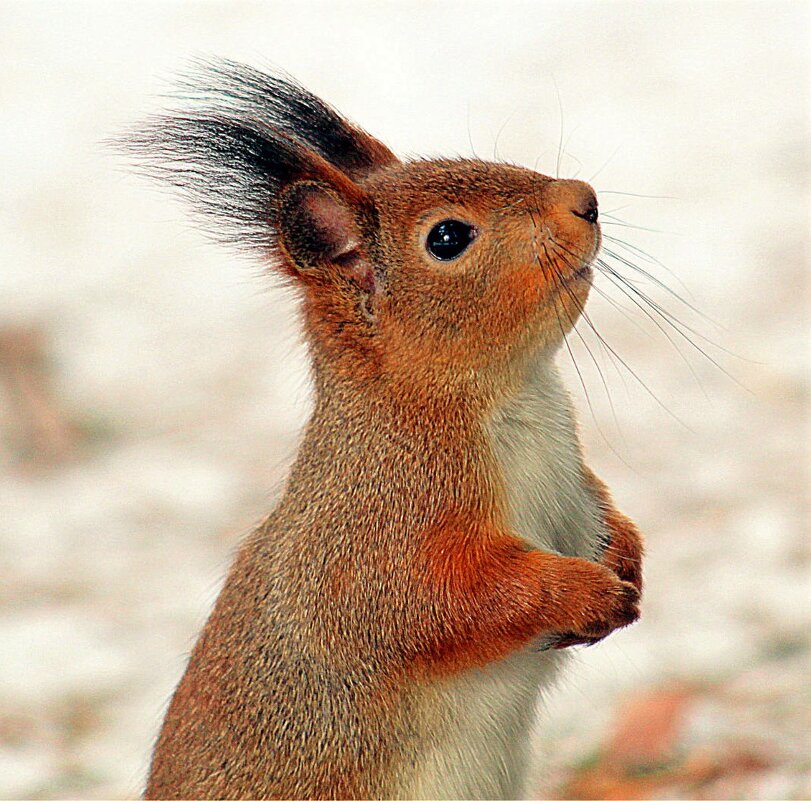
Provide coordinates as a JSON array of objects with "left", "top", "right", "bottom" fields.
[{"left": 127, "top": 59, "right": 644, "bottom": 799}]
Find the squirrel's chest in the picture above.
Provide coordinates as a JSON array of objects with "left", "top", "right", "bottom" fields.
[
  {"left": 487, "top": 365, "right": 604, "bottom": 560},
  {"left": 395, "top": 368, "right": 606, "bottom": 798}
]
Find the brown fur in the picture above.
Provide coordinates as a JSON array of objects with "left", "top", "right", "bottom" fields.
[{"left": 139, "top": 66, "right": 644, "bottom": 799}]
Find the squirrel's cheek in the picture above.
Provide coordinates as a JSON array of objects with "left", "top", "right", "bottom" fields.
[{"left": 500, "top": 264, "right": 546, "bottom": 308}]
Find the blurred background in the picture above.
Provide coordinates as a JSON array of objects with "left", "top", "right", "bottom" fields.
[{"left": 1, "top": 2, "right": 808, "bottom": 798}]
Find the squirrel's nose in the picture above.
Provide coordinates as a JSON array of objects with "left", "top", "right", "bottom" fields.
[
  {"left": 537, "top": 178, "right": 601, "bottom": 247},
  {"left": 572, "top": 196, "right": 598, "bottom": 224},
  {"left": 557, "top": 179, "right": 598, "bottom": 224}
]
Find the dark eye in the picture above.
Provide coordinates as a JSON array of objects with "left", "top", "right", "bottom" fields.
[{"left": 426, "top": 219, "right": 477, "bottom": 261}]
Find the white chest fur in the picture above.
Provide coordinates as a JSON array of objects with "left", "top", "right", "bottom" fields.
[
  {"left": 489, "top": 356, "right": 604, "bottom": 560},
  {"left": 399, "top": 354, "right": 605, "bottom": 800}
]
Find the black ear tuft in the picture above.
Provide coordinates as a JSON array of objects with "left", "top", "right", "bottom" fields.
[
  {"left": 118, "top": 58, "right": 396, "bottom": 259},
  {"left": 124, "top": 114, "right": 319, "bottom": 255},
  {"left": 177, "top": 58, "right": 398, "bottom": 179}
]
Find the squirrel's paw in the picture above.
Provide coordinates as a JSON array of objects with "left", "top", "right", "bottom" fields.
[
  {"left": 550, "top": 564, "right": 640, "bottom": 649},
  {"left": 601, "top": 547, "right": 643, "bottom": 593}
]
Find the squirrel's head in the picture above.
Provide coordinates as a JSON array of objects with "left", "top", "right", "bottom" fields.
[{"left": 126, "top": 60, "right": 600, "bottom": 404}]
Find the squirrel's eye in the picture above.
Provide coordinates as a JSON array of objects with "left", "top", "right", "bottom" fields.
[{"left": 426, "top": 219, "right": 477, "bottom": 261}]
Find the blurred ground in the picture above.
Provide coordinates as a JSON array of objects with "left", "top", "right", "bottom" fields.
[{"left": 1, "top": 2, "right": 809, "bottom": 798}]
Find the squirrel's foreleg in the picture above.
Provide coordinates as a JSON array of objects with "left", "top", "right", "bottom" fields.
[
  {"left": 406, "top": 519, "right": 639, "bottom": 677},
  {"left": 552, "top": 469, "right": 645, "bottom": 649}
]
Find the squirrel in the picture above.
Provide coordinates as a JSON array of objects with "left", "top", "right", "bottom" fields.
[{"left": 126, "top": 59, "right": 644, "bottom": 800}]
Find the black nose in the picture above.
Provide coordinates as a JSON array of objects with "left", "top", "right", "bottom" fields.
[{"left": 572, "top": 198, "right": 598, "bottom": 224}]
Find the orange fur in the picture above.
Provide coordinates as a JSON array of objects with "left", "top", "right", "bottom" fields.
[
  {"left": 584, "top": 465, "right": 645, "bottom": 591},
  {"left": 552, "top": 468, "right": 645, "bottom": 649},
  {"left": 406, "top": 518, "right": 639, "bottom": 678}
]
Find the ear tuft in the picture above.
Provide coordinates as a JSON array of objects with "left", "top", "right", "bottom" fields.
[
  {"left": 117, "top": 58, "right": 398, "bottom": 262},
  {"left": 176, "top": 58, "right": 399, "bottom": 179}
]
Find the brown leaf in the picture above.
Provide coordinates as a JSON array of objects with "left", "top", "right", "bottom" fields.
[
  {"left": 0, "top": 324, "right": 79, "bottom": 467},
  {"left": 605, "top": 682, "right": 694, "bottom": 769}
]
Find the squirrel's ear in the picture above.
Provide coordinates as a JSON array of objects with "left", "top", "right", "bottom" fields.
[
  {"left": 119, "top": 60, "right": 396, "bottom": 266},
  {"left": 279, "top": 182, "right": 360, "bottom": 270},
  {"left": 278, "top": 181, "right": 378, "bottom": 295}
]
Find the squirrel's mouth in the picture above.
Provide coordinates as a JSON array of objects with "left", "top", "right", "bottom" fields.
[
  {"left": 560, "top": 263, "right": 593, "bottom": 287},
  {"left": 546, "top": 262, "right": 594, "bottom": 310}
]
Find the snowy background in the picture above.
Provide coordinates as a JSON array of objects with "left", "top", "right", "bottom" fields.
[{"left": 1, "top": 2, "right": 808, "bottom": 798}]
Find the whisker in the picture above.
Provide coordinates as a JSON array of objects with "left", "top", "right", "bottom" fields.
[
  {"left": 553, "top": 76, "right": 565, "bottom": 179},
  {"left": 596, "top": 259, "right": 751, "bottom": 388},
  {"left": 570, "top": 281, "right": 639, "bottom": 397},
  {"left": 550, "top": 237, "right": 690, "bottom": 430},
  {"left": 599, "top": 237, "right": 758, "bottom": 369},
  {"left": 492, "top": 109, "right": 517, "bottom": 161},
  {"left": 601, "top": 233, "right": 698, "bottom": 302},
  {"left": 543, "top": 251, "right": 601, "bottom": 431},
  {"left": 546, "top": 240, "right": 697, "bottom": 430},
  {"left": 581, "top": 273, "right": 658, "bottom": 342},
  {"left": 600, "top": 216, "right": 665, "bottom": 234},
  {"left": 529, "top": 193, "right": 629, "bottom": 458},
  {"left": 597, "top": 190, "right": 678, "bottom": 200},
  {"left": 493, "top": 197, "right": 527, "bottom": 213},
  {"left": 596, "top": 257, "right": 741, "bottom": 358},
  {"left": 587, "top": 144, "right": 622, "bottom": 184},
  {"left": 561, "top": 123, "right": 584, "bottom": 177},
  {"left": 541, "top": 244, "right": 627, "bottom": 444},
  {"left": 465, "top": 102, "right": 479, "bottom": 159},
  {"left": 599, "top": 544, "right": 643, "bottom": 564},
  {"left": 603, "top": 203, "right": 633, "bottom": 216},
  {"left": 542, "top": 247, "right": 620, "bottom": 418},
  {"left": 600, "top": 245, "right": 717, "bottom": 327},
  {"left": 549, "top": 278, "right": 631, "bottom": 464},
  {"left": 566, "top": 152, "right": 584, "bottom": 178},
  {"left": 593, "top": 260, "right": 711, "bottom": 402}
]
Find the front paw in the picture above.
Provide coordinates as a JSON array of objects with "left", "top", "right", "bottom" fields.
[
  {"left": 602, "top": 546, "right": 643, "bottom": 592},
  {"left": 581, "top": 576, "right": 640, "bottom": 638},
  {"left": 550, "top": 560, "right": 640, "bottom": 648}
]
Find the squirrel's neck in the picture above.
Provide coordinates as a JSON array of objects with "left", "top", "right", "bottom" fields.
[
  {"left": 281, "top": 346, "right": 584, "bottom": 531},
  {"left": 283, "top": 371, "right": 505, "bottom": 527}
]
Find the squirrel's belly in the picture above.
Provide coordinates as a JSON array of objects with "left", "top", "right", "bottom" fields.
[{"left": 396, "top": 651, "right": 564, "bottom": 799}]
